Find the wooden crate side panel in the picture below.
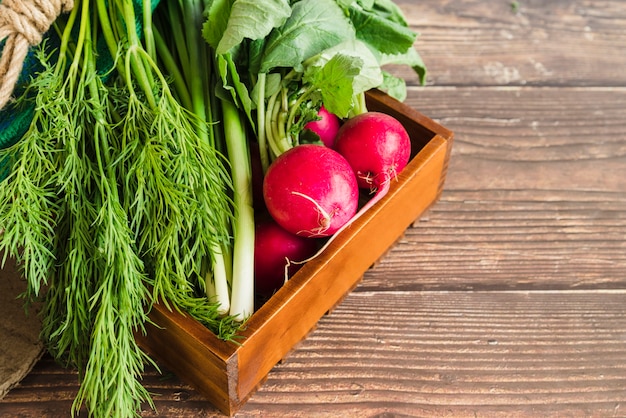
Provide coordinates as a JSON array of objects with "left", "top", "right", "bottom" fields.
[
  {"left": 234, "top": 136, "right": 450, "bottom": 401},
  {"left": 137, "top": 304, "right": 239, "bottom": 415}
]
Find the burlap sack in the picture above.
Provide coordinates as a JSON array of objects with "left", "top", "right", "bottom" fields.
[{"left": 0, "top": 253, "right": 43, "bottom": 399}]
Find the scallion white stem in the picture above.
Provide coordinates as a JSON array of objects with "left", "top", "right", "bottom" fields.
[{"left": 221, "top": 98, "right": 255, "bottom": 320}]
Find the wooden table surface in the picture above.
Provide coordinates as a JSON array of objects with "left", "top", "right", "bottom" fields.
[{"left": 2, "top": 0, "right": 625, "bottom": 416}]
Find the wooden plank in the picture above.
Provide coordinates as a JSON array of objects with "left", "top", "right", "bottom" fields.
[
  {"left": 362, "top": 189, "right": 626, "bottom": 291},
  {"left": 237, "top": 290, "right": 626, "bottom": 417},
  {"left": 360, "top": 86, "right": 626, "bottom": 291},
  {"left": 4, "top": 291, "right": 624, "bottom": 417},
  {"left": 393, "top": 0, "right": 626, "bottom": 87},
  {"left": 404, "top": 87, "right": 626, "bottom": 195}
]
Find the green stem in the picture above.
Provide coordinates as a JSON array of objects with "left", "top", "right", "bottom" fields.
[
  {"left": 95, "top": 0, "right": 122, "bottom": 77},
  {"left": 277, "top": 108, "right": 290, "bottom": 151},
  {"left": 350, "top": 91, "right": 368, "bottom": 117},
  {"left": 117, "top": 0, "right": 157, "bottom": 108},
  {"left": 124, "top": 45, "right": 158, "bottom": 108},
  {"left": 256, "top": 73, "right": 270, "bottom": 172},
  {"left": 66, "top": 0, "right": 90, "bottom": 85},
  {"left": 285, "top": 85, "right": 315, "bottom": 143},
  {"left": 265, "top": 89, "right": 281, "bottom": 158},
  {"left": 167, "top": 0, "right": 192, "bottom": 84},
  {"left": 54, "top": 0, "right": 81, "bottom": 74},
  {"left": 205, "top": 246, "right": 230, "bottom": 315},
  {"left": 143, "top": 0, "right": 155, "bottom": 59},
  {"left": 266, "top": 86, "right": 292, "bottom": 156},
  {"left": 119, "top": 0, "right": 141, "bottom": 58},
  {"left": 221, "top": 99, "right": 255, "bottom": 321},
  {"left": 183, "top": 0, "right": 210, "bottom": 144},
  {"left": 152, "top": 27, "right": 192, "bottom": 110}
]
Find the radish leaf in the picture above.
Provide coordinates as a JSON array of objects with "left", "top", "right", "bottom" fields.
[
  {"left": 305, "top": 39, "right": 384, "bottom": 98},
  {"left": 259, "top": 0, "right": 355, "bottom": 72},
  {"left": 304, "top": 53, "right": 361, "bottom": 117},
  {"left": 347, "top": 2, "right": 417, "bottom": 55},
  {"left": 217, "top": 52, "right": 255, "bottom": 124},
  {"left": 204, "top": 0, "right": 291, "bottom": 54}
]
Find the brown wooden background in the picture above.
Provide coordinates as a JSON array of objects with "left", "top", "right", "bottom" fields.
[{"left": 2, "top": 0, "right": 625, "bottom": 416}]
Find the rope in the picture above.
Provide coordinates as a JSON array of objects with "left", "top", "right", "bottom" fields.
[{"left": 0, "top": 0, "right": 73, "bottom": 110}]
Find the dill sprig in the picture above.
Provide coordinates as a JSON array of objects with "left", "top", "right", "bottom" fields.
[{"left": 0, "top": 54, "right": 62, "bottom": 299}]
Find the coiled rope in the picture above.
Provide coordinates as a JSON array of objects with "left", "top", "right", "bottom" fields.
[{"left": 0, "top": 0, "right": 73, "bottom": 110}]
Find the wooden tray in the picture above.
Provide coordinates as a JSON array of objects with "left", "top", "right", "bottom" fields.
[{"left": 135, "top": 89, "right": 454, "bottom": 416}]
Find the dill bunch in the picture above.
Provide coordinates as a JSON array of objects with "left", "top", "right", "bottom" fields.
[{"left": 0, "top": 0, "right": 241, "bottom": 416}]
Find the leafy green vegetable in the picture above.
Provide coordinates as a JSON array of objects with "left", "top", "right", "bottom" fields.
[
  {"left": 258, "top": 0, "right": 356, "bottom": 72},
  {"left": 304, "top": 39, "right": 384, "bottom": 110},
  {"left": 157, "top": 0, "right": 257, "bottom": 321},
  {"left": 204, "top": 0, "right": 427, "bottom": 170},
  {"left": 219, "top": 98, "right": 256, "bottom": 319},
  {"left": 347, "top": 1, "right": 417, "bottom": 55},
  {"left": 214, "top": 0, "right": 291, "bottom": 55},
  {"left": 217, "top": 52, "right": 255, "bottom": 123},
  {"left": 303, "top": 53, "right": 361, "bottom": 118}
]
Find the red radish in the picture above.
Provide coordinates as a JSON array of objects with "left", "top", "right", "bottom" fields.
[
  {"left": 303, "top": 106, "right": 340, "bottom": 148},
  {"left": 254, "top": 216, "right": 319, "bottom": 298},
  {"left": 299, "top": 112, "right": 413, "bottom": 262},
  {"left": 263, "top": 144, "right": 359, "bottom": 237},
  {"left": 334, "top": 112, "right": 411, "bottom": 192}
]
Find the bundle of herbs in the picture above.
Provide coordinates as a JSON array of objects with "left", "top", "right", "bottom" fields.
[
  {"left": 0, "top": 0, "right": 426, "bottom": 416},
  {"left": 1, "top": 0, "right": 239, "bottom": 415}
]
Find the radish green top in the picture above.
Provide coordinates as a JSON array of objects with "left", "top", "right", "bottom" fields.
[{"left": 203, "top": 0, "right": 426, "bottom": 171}]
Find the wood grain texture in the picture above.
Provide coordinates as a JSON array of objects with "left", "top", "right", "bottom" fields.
[
  {"left": 4, "top": 291, "right": 625, "bottom": 417},
  {"left": 362, "top": 87, "right": 626, "bottom": 292},
  {"left": 239, "top": 291, "right": 626, "bottom": 417},
  {"left": 1, "top": 0, "right": 625, "bottom": 416},
  {"left": 395, "top": 0, "right": 626, "bottom": 87}
]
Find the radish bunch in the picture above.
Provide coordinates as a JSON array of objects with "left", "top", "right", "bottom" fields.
[{"left": 254, "top": 108, "right": 411, "bottom": 299}]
